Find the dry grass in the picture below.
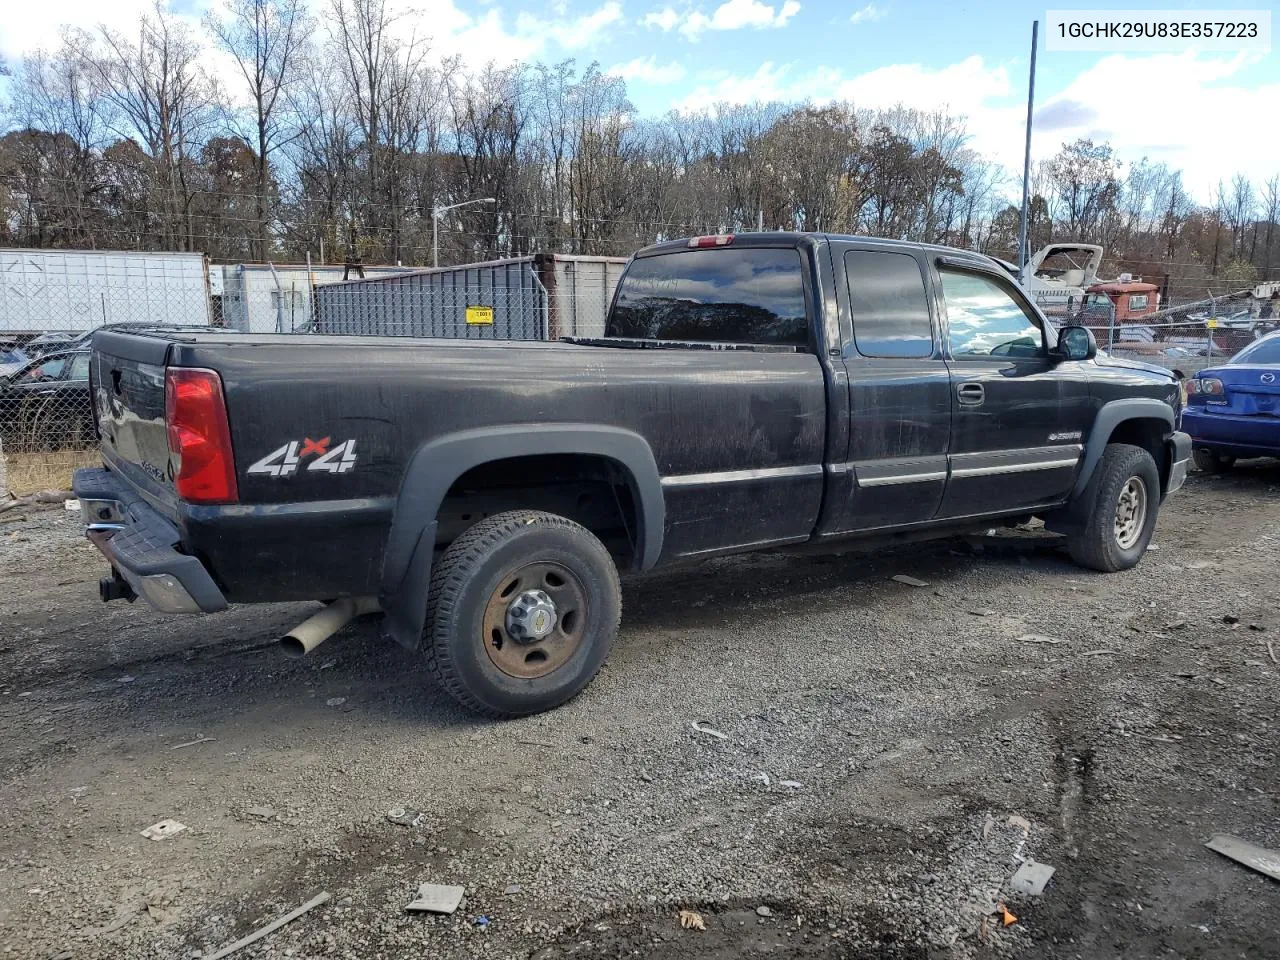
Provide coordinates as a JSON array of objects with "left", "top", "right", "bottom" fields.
[{"left": 2, "top": 448, "right": 99, "bottom": 497}]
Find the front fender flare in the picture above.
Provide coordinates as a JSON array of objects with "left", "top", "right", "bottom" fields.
[
  {"left": 379, "top": 423, "right": 665, "bottom": 649},
  {"left": 1071, "top": 397, "right": 1175, "bottom": 499}
]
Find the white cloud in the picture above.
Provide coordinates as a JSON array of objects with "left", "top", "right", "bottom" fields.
[
  {"left": 641, "top": 0, "right": 800, "bottom": 41},
  {"left": 525, "top": 1, "right": 624, "bottom": 51},
  {"left": 1025, "top": 52, "right": 1280, "bottom": 199},
  {"left": 640, "top": 6, "right": 681, "bottom": 31},
  {"left": 849, "top": 2, "right": 885, "bottom": 25},
  {"left": 608, "top": 55, "right": 686, "bottom": 85}
]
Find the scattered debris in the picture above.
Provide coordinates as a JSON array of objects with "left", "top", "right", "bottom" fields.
[
  {"left": 1223, "top": 614, "right": 1240, "bottom": 625},
  {"left": 503, "top": 884, "right": 523, "bottom": 895},
  {"left": 780, "top": 780, "right": 802, "bottom": 789},
  {"left": 246, "top": 806, "right": 278, "bottom": 821},
  {"left": 1017, "top": 634, "right": 1066, "bottom": 645},
  {"left": 756, "top": 905, "right": 774, "bottom": 918},
  {"left": 753, "top": 772, "right": 771, "bottom": 786},
  {"left": 116, "top": 676, "right": 136, "bottom": 684},
  {"left": 1268, "top": 641, "right": 1278, "bottom": 666},
  {"left": 141, "top": 819, "right": 187, "bottom": 841},
  {"left": 170, "top": 737, "right": 216, "bottom": 750},
  {"left": 1165, "top": 620, "right": 1188, "bottom": 630},
  {"left": 1081, "top": 649, "right": 1120, "bottom": 657},
  {"left": 1205, "top": 834, "right": 1280, "bottom": 882},
  {"left": 679, "top": 909, "right": 706, "bottom": 931},
  {"left": 1007, "top": 815, "right": 1031, "bottom": 835},
  {"left": 474, "top": 915, "right": 490, "bottom": 929},
  {"left": 1008, "top": 860, "right": 1056, "bottom": 896},
  {"left": 967, "top": 608, "right": 996, "bottom": 617},
  {"left": 0, "top": 489, "right": 71, "bottom": 514},
  {"left": 405, "top": 883, "right": 465, "bottom": 914},
  {"left": 387, "top": 807, "right": 426, "bottom": 828},
  {"left": 319, "top": 659, "right": 336, "bottom": 670},
  {"left": 1248, "top": 623, "right": 1266, "bottom": 632},
  {"left": 202, "top": 891, "right": 330, "bottom": 960},
  {"left": 890, "top": 574, "right": 929, "bottom": 588},
  {"left": 64, "top": 498, "right": 80, "bottom": 511},
  {"left": 690, "top": 721, "right": 728, "bottom": 741},
  {"left": 997, "top": 902, "right": 1017, "bottom": 927},
  {"left": 325, "top": 697, "right": 346, "bottom": 707}
]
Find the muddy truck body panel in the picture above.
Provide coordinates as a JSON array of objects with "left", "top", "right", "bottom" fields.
[{"left": 77, "top": 232, "right": 1190, "bottom": 714}]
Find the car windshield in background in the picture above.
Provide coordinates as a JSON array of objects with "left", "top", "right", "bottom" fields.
[
  {"left": 1231, "top": 338, "right": 1280, "bottom": 365},
  {"left": 607, "top": 247, "right": 808, "bottom": 347}
]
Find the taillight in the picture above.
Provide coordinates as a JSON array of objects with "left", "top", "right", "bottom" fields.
[
  {"left": 687, "top": 234, "right": 734, "bottom": 248},
  {"left": 165, "top": 367, "right": 238, "bottom": 504},
  {"left": 1188, "top": 377, "right": 1224, "bottom": 398}
]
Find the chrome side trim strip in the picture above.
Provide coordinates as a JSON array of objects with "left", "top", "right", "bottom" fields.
[
  {"left": 661, "top": 464, "right": 824, "bottom": 488},
  {"left": 950, "top": 458, "right": 1080, "bottom": 478},
  {"left": 949, "top": 443, "right": 1084, "bottom": 479},
  {"left": 850, "top": 456, "right": 949, "bottom": 488},
  {"left": 857, "top": 469, "right": 948, "bottom": 487}
]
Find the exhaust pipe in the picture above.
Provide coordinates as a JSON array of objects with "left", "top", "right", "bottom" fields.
[{"left": 281, "top": 597, "right": 380, "bottom": 658}]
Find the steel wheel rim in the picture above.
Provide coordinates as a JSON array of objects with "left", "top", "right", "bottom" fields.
[
  {"left": 1114, "top": 475, "right": 1147, "bottom": 550},
  {"left": 481, "top": 561, "right": 588, "bottom": 679}
]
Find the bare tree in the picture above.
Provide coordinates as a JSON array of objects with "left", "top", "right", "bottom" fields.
[{"left": 206, "top": 0, "right": 314, "bottom": 259}]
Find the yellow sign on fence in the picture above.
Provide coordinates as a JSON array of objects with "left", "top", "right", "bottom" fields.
[
  {"left": 466, "top": 305, "right": 494, "bottom": 326},
  {"left": 1205, "top": 318, "right": 1220, "bottom": 329}
]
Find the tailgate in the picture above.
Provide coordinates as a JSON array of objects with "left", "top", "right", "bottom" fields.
[{"left": 92, "top": 331, "right": 173, "bottom": 489}]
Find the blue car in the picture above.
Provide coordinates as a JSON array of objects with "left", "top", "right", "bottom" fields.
[{"left": 1183, "top": 331, "right": 1280, "bottom": 471}]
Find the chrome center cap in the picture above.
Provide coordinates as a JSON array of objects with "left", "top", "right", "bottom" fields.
[{"left": 506, "top": 589, "right": 557, "bottom": 642}]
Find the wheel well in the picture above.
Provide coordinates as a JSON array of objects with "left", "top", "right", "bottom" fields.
[
  {"left": 434, "top": 454, "right": 641, "bottom": 569},
  {"left": 1106, "top": 417, "right": 1170, "bottom": 488}
]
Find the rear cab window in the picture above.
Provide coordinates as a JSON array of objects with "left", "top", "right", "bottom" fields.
[{"left": 607, "top": 247, "right": 810, "bottom": 348}]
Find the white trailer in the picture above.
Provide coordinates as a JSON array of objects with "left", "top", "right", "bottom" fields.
[{"left": 0, "top": 248, "right": 211, "bottom": 334}]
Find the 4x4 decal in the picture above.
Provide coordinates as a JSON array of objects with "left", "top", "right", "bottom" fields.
[{"left": 247, "top": 437, "right": 357, "bottom": 477}]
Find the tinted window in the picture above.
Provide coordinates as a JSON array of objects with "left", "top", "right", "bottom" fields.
[
  {"left": 941, "top": 269, "right": 1045, "bottom": 359},
  {"left": 1232, "top": 338, "right": 1280, "bottom": 365},
  {"left": 845, "top": 250, "right": 933, "bottom": 358},
  {"left": 69, "top": 354, "right": 91, "bottom": 381},
  {"left": 608, "top": 248, "right": 808, "bottom": 347},
  {"left": 25, "top": 356, "right": 67, "bottom": 381}
]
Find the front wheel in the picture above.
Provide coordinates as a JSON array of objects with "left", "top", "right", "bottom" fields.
[
  {"left": 1067, "top": 443, "right": 1161, "bottom": 572},
  {"left": 423, "top": 510, "right": 621, "bottom": 717},
  {"left": 1193, "top": 447, "right": 1234, "bottom": 473}
]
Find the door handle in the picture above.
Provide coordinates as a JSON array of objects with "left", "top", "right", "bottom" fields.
[{"left": 957, "top": 382, "right": 985, "bottom": 406}]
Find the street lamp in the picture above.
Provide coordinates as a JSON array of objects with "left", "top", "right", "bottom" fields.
[{"left": 433, "top": 197, "right": 497, "bottom": 268}]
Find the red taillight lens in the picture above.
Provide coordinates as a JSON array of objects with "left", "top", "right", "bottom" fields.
[
  {"left": 165, "top": 367, "right": 238, "bottom": 504},
  {"left": 687, "top": 234, "right": 734, "bottom": 248}
]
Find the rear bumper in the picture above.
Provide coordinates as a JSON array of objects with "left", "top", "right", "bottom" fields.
[
  {"left": 73, "top": 467, "right": 228, "bottom": 614},
  {"left": 1182, "top": 407, "right": 1280, "bottom": 457}
]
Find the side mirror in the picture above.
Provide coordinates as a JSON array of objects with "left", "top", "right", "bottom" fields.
[{"left": 1054, "top": 325, "right": 1097, "bottom": 362}]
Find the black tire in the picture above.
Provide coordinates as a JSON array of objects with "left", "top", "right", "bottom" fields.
[
  {"left": 423, "top": 510, "right": 621, "bottom": 717},
  {"left": 1193, "top": 447, "right": 1234, "bottom": 473},
  {"left": 1067, "top": 443, "right": 1161, "bottom": 573}
]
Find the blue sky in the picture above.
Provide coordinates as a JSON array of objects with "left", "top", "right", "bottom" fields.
[{"left": 4, "top": 0, "right": 1277, "bottom": 199}]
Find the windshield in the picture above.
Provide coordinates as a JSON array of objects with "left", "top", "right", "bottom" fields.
[{"left": 1231, "top": 337, "right": 1280, "bottom": 365}]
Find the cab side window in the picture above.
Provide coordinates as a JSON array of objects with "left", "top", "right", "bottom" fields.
[
  {"left": 69, "top": 354, "right": 91, "bottom": 381},
  {"left": 940, "top": 269, "right": 1045, "bottom": 360},
  {"left": 845, "top": 250, "right": 934, "bottom": 359}
]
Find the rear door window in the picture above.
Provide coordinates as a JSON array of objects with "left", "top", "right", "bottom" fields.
[
  {"left": 608, "top": 248, "right": 809, "bottom": 347},
  {"left": 845, "top": 250, "right": 934, "bottom": 358},
  {"left": 68, "top": 354, "right": 91, "bottom": 381}
]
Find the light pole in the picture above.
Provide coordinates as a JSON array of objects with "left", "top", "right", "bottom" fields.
[{"left": 433, "top": 197, "right": 496, "bottom": 268}]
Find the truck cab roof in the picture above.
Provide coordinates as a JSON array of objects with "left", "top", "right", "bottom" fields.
[{"left": 635, "top": 232, "right": 998, "bottom": 271}]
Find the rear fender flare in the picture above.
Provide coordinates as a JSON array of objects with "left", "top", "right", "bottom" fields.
[{"left": 380, "top": 424, "right": 665, "bottom": 649}]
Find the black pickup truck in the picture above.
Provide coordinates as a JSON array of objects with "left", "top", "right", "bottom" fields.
[{"left": 75, "top": 233, "right": 1190, "bottom": 716}]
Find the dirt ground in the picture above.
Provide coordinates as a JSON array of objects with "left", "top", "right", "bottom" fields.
[{"left": 1, "top": 463, "right": 1278, "bottom": 960}]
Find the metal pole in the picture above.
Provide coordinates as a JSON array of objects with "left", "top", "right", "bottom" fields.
[
  {"left": 1017, "top": 20, "right": 1039, "bottom": 280},
  {"left": 433, "top": 210, "right": 439, "bottom": 269}
]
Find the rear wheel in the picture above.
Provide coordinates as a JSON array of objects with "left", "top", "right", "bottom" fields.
[
  {"left": 1193, "top": 447, "right": 1234, "bottom": 473},
  {"left": 423, "top": 510, "right": 621, "bottom": 717},
  {"left": 1067, "top": 443, "right": 1160, "bottom": 572}
]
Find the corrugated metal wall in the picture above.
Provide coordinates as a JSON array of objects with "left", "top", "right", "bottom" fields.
[
  {"left": 217, "top": 264, "right": 420, "bottom": 333},
  {"left": 313, "top": 255, "right": 628, "bottom": 340}
]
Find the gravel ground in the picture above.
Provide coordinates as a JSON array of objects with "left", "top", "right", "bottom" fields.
[{"left": 1, "top": 463, "right": 1278, "bottom": 960}]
